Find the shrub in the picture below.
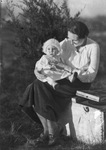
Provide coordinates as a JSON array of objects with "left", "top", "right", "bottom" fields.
[
  {"left": 7, "top": 0, "right": 77, "bottom": 59},
  {"left": 3, "top": 0, "right": 79, "bottom": 95}
]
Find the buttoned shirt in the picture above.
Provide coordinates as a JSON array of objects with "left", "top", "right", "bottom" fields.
[{"left": 60, "top": 38, "right": 100, "bottom": 83}]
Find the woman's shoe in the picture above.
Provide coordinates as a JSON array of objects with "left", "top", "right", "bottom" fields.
[
  {"left": 36, "top": 132, "right": 48, "bottom": 143},
  {"left": 48, "top": 125, "right": 64, "bottom": 146},
  {"left": 34, "top": 132, "right": 49, "bottom": 147},
  {"left": 48, "top": 134, "right": 58, "bottom": 146}
]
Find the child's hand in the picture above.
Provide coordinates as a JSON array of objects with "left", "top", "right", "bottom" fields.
[{"left": 49, "top": 60, "right": 58, "bottom": 66}]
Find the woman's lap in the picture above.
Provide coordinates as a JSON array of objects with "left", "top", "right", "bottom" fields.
[{"left": 20, "top": 78, "right": 91, "bottom": 121}]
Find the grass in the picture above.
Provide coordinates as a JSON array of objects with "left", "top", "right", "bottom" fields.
[
  {"left": 0, "top": 19, "right": 106, "bottom": 150},
  {"left": 0, "top": 103, "right": 106, "bottom": 150},
  {"left": 0, "top": 112, "right": 106, "bottom": 150}
]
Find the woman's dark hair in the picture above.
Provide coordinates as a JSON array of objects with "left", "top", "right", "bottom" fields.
[{"left": 68, "top": 21, "right": 89, "bottom": 39}]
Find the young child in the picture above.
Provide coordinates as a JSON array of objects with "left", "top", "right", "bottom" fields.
[{"left": 35, "top": 38, "right": 76, "bottom": 88}]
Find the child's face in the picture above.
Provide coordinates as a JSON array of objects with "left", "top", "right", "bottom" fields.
[{"left": 45, "top": 45, "right": 59, "bottom": 56}]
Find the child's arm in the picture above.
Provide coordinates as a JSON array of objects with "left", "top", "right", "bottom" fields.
[
  {"left": 35, "top": 55, "right": 46, "bottom": 71},
  {"left": 34, "top": 67, "right": 47, "bottom": 81},
  {"left": 55, "top": 62, "right": 72, "bottom": 73},
  {"left": 34, "top": 56, "right": 48, "bottom": 81}
]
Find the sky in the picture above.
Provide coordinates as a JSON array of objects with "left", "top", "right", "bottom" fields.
[{"left": 2, "top": 0, "right": 106, "bottom": 18}]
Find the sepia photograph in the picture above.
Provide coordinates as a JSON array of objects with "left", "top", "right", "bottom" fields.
[{"left": 0, "top": 0, "right": 106, "bottom": 149}]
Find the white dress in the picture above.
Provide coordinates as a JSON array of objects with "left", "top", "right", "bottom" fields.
[{"left": 35, "top": 55, "right": 72, "bottom": 82}]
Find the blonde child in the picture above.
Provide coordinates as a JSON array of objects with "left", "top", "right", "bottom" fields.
[{"left": 35, "top": 38, "right": 76, "bottom": 88}]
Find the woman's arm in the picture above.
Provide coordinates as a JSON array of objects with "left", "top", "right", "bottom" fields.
[{"left": 77, "top": 44, "right": 100, "bottom": 82}]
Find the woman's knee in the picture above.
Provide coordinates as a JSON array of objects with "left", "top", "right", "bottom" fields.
[
  {"left": 27, "top": 83, "right": 33, "bottom": 88},
  {"left": 27, "top": 79, "right": 40, "bottom": 88},
  {"left": 34, "top": 79, "right": 46, "bottom": 87}
]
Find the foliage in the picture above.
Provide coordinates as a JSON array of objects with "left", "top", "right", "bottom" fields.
[
  {"left": 2, "top": 0, "right": 79, "bottom": 95},
  {"left": 2, "top": 57, "right": 35, "bottom": 96},
  {"left": 6, "top": 0, "right": 77, "bottom": 59},
  {"left": 81, "top": 17, "right": 106, "bottom": 76}
]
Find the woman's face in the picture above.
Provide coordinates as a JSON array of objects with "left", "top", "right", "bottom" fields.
[
  {"left": 67, "top": 31, "right": 85, "bottom": 47},
  {"left": 45, "top": 45, "right": 58, "bottom": 56}
]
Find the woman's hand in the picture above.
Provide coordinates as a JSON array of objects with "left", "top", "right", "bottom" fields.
[
  {"left": 68, "top": 71, "right": 78, "bottom": 82},
  {"left": 34, "top": 68, "right": 46, "bottom": 81},
  {"left": 72, "top": 68, "right": 81, "bottom": 75}
]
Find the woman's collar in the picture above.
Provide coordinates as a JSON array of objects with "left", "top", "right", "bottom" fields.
[{"left": 75, "top": 37, "right": 87, "bottom": 52}]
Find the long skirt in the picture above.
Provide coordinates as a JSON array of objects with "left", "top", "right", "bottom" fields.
[{"left": 19, "top": 78, "right": 91, "bottom": 123}]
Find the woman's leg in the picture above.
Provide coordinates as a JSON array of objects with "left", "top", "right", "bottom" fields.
[
  {"left": 47, "top": 119, "right": 63, "bottom": 145},
  {"left": 47, "top": 119, "right": 58, "bottom": 135},
  {"left": 22, "top": 79, "right": 90, "bottom": 145},
  {"left": 36, "top": 113, "right": 48, "bottom": 135}
]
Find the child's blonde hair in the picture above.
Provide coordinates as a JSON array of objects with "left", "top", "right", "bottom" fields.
[{"left": 42, "top": 38, "right": 61, "bottom": 54}]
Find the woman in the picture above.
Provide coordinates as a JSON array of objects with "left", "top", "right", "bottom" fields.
[{"left": 20, "top": 21, "right": 100, "bottom": 146}]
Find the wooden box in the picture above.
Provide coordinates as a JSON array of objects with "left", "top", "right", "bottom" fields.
[{"left": 59, "top": 98, "right": 106, "bottom": 144}]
